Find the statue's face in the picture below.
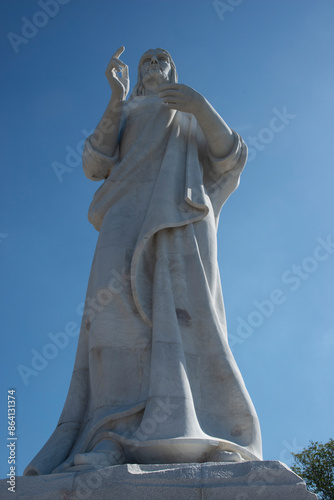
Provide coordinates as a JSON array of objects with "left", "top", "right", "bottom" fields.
[{"left": 139, "top": 49, "right": 172, "bottom": 91}]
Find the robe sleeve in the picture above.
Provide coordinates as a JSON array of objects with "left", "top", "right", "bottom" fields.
[
  {"left": 200, "top": 130, "right": 248, "bottom": 216},
  {"left": 82, "top": 137, "right": 119, "bottom": 181}
]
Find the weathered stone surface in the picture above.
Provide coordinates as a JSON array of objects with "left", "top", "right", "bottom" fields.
[
  {"left": 24, "top": 47, "right": 262, "bottom": 476},
  {"left": 1, "top": 461, "right": 318, "bottom": 499}
]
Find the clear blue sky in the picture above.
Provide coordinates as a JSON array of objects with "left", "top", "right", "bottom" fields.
[{"left": 1, "top": 0, "right": 333, "bottom": 477}]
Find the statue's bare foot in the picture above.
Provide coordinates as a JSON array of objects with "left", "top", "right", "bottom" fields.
[
  {"left": 208, "top": 450, "right": 243, "bottom": 463},
  {"left": 74, "top": 439, "right": 125, "bottom": 467}
]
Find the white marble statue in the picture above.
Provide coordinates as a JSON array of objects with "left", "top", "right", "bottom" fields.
[{"left": 24, "top": 47, "right": 262, "bottom": 475}]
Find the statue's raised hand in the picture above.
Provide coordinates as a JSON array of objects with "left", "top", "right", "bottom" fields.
[{"left": 105, "top": 46, "right": 129, "bottom": 101}]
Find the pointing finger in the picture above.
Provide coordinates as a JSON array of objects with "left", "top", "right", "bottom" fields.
[{"left": 112, "top": 46, "right": 125, "bottom": 59}]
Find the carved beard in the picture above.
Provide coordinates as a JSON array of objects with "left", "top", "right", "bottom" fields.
[{"left": 142, "top": 67, "right": 170, "bottom": 91}]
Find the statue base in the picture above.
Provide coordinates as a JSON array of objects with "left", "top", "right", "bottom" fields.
[{"left": 1, "top": 461, "right": 318, "bottom": 499}]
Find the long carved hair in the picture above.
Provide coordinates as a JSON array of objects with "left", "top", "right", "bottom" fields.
[{"left": 129, "top": 48, "right": 178, "bottom": 99}]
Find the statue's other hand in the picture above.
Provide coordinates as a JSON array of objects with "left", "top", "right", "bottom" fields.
[
  {"left": 159, "top": 83, "right": 204, "bottom": 115},
  {"left": 105, "top": 46, "right": 130, "bottom": 101}
]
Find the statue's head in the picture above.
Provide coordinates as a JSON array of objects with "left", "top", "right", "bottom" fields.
[{"left": 129, "top": 48, "right": 178, "bottom": 98}]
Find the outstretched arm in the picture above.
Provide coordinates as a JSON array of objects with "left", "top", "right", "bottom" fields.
[
  {"left": 159, "top": 84, "right": 235, "bottom": 158},
  {"left": 90, "top": 46, "right": 129, "bottom": 157}
]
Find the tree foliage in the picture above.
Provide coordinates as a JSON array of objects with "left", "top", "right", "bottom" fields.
[{"left": 291, "top": 439, "right": 334, "bottom": 499}]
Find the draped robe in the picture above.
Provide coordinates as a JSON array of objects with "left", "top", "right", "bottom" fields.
[{"left": 24, "top": 95, "right": 262, "bottom": 475}]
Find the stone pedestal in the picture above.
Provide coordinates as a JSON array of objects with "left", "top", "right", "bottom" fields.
[{"left": 1, "top": 461, "right": 318, "bottom": 499}]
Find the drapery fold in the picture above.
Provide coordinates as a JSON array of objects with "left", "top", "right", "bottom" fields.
[{"left": 24, "top": 97, "right": 261, "bottom": 476}]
